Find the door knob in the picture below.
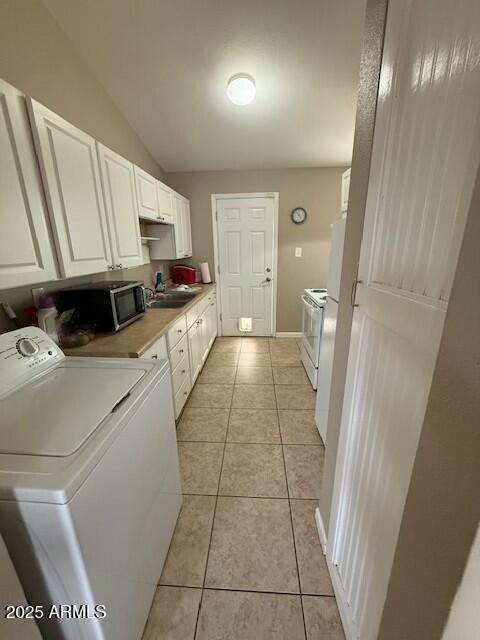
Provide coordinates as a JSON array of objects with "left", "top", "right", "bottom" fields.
[
  {"left": 266, "top": 268, "right": 271, "bottom": 273},
  {"left": 260, "top": 277, "right": 272, "bottom": 286}
]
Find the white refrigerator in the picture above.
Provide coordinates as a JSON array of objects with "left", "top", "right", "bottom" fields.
[{"left": 315, "top": 217, "right": 346, "bottom": 443}]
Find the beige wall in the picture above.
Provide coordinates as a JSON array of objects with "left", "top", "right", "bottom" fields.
[
  {"left": 441, "top": 525, "right": 480, "bottom": 640},
  {"left": 319, "top": 0, "right": 388, "bottom": 531},
  {"left": 167, "top": 168, "right": 345, "bottom": 332},
  {"left": 0, "top": 0, "right": 164, "bottom": 180},
  {"left": 0, "top": 0, "right": 171, "bottom": 332}
]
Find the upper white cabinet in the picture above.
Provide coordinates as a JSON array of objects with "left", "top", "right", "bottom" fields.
[
  {"left": 157, "top": 181, "right": 174, "bottom": 224},
  {"left": 96, "top": 143, "right": 143, "bottom": 270},
  {"left": 183, "top": 199, "right": 192, "bottom": 257},
  {"left": 134, "top": 166, "right": 159, "bottom": 221},
  {"left": 341, "top": 168, "right": 351, "bottom": 213},
  {"left": 0, "top": 79, "right": 57, "bottom": 289},
  {"left": 148, "top": 190, "right": 193, "bottom": 260},
  {"left": 27, "top": 98, "right": 113, "bottom": 278},
  {"left": 173, "top": 192, "right": 186, "bottom": 258}
]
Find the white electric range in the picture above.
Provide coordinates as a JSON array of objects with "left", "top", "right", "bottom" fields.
[{"left": 300, "top": 288, "right": 328, "bottom": 389}]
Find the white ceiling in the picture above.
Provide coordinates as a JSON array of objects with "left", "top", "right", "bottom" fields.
[{"left": 43, "top": 0, "right": 366, "bottom": 172}]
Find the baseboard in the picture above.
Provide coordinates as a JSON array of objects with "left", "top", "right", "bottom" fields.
[
  {"left": 316, "top": 508, "right": 357, "bottom": 640},
  {"left": 275, "top": 331, "right": 303, "bottom": 338},
  {"left": 315, "top": 507, "right": 328, "bottom": 555},
  {"left": 327, "top": 555, "right": 357, "bottom": 640}
]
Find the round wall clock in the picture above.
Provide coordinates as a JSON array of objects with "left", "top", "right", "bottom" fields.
[{"left": 291, "top": 207, "right": 307, "bottom": 224}]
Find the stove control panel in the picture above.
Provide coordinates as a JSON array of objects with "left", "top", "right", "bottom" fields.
[{"left": 0, "top": 327, "right": 65, "bottom": 398}]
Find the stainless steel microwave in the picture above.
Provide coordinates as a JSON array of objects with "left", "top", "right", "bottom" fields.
[{"left": 59, "top": 281, "right": 146, "bottom": 332}]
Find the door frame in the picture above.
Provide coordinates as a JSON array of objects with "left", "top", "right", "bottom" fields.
[{"left": 211, "top": 192, "right": 279, "bottom": 337}]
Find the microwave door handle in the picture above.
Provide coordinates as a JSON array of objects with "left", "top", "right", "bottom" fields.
[{"left": 136, "top": 286, "right": 146, "bottom": 312}]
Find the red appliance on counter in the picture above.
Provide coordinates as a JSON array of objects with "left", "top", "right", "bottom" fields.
[{"left": 172, "top": 265, "right": 196, "bottom": 285}]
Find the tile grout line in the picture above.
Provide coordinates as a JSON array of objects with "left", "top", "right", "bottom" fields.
[
  {"left": 192, "top": 346, "right": 238, "bottom": 640},
  {"left": 277, "top": 396, "right": 309, "bottom": 640},
  {"left": 177, "top": 338, "right": 309, "bottom": 639},
  {"left": 159, "top": 583, "right": 336, "bottom": 598}
]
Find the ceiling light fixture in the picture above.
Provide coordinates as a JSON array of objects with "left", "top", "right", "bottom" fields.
[{"left": 226, "top": 73, "right": 256, "bottom": 106}]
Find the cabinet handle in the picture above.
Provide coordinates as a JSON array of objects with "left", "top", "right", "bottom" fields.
[
  {"left": 115, "top": 263, "right": 123, "bottom": 269},
  {"left": 179, "top": 349, "right": 184, "bottom": 354},
  {"left": 151, "top": 354, "right": 158, "bottom": 359},
  {"left": 181, "top": 369, "right": 186, "bottom": 374},
  {"left": 183, "top": 391, "right": 188, "bottom": 396},
  {"left": 108, "top": 264, "right": 115, "bottom": 270},
  {"left": 177, "top": 329, "right": 183, "bottom": 334}
]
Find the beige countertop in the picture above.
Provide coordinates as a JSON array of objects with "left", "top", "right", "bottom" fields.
[{"left": 63, "top": 284, "right": 215, "bottom": 358}]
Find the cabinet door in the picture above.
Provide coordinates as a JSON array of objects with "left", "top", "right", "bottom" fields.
[
  {"left": 0, "top": 80, "right": 57, "bottom": 289},
  {"left": 27, "top": 98, "right": 112, "bottom": 277},
  {"left": 97, "top": 143, "right": 142, "bottom": 270},
  {"left": 198, "top": 313, "right": 208, "bottom": 363},
  {"left": 157, "top": 181, "right": 174, "bottom": 223},
  {"left": 183, "top": 199, "right": 192, "bottom": 257},
  {"left": 208, "top": 300, "right": 218, "bottom": 347},
  {"left": 173, "top": 193, "right": 185, "bottom": 258},
  {"left": 134, "top": 166, "right": 159, "bottom": 221},
  {"left": 187, "top": 321, "right": 202, "bottom": 383}
]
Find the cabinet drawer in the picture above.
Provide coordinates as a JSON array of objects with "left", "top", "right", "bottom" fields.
[
  {"left": 171, "top": 352, "right": 190, "bottom": 396},
  {"left": 167, "top": 315, "right": 187, "bottom": 350},
  {"left": 140, "top": 335, "right": 168, "bottom": 361},
  {"left": 174, "top": 374, "right": 191, "bottom": 419},
  {"left": 186, "top": 303, "right": 199, "bottom": 330},
  {"left": 169, "top": 334, "right": 188, "bottom": 370}
]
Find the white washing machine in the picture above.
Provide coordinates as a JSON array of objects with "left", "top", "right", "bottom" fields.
[{"left": 0, "top": 327, "right": 182, "bottom": 640}]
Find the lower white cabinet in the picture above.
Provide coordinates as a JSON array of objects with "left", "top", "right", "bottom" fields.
[
  {"left": 140, "top": 335, "right": 168, "bottom": 362},
  {"left": 174, "top": 374, "right": 191, "bottom": 420},
  {"left": 188, "top": 319, "right": 204, "bottom": 385},
  {"left": 138, "top": 289, "right": 217, "bottom": 420}
]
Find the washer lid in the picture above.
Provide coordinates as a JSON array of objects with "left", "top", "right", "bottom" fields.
[{"left": 0, "top": 364, "right": 145, "bottom": 457}]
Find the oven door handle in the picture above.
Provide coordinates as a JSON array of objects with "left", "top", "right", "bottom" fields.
[{"left": 301, "top": 295, "right": 320, "bottom": 311}]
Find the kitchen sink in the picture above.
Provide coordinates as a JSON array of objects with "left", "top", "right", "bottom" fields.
[
  {"left": 148, "top": 299, "right": 190, "bottom": 309},
  {"left": 147, "top": 290, "right": 198, "bottom": 309},
  {"left": 165, "top": 292, "right": 197, "bottom": 300}
]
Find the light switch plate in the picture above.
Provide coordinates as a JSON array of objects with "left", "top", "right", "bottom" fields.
[{"left": 295, "top": 247, "right": 303, "bottom": 257}]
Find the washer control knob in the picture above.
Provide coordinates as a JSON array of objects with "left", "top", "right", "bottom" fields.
[{"left": 16, "top": 338, "right": 40, "bottom": 357}]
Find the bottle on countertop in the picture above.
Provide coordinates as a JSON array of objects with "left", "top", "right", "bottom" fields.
[
  {"left": 37, "top": 295, "right": 59, "bottom": 344},
  {"left": 155, "top": 271, "right": 165, "bottom": 294}
]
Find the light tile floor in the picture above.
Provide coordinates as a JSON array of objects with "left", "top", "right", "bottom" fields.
[{"left": 143, "top": 337, "right": 345, "bottom": 640}]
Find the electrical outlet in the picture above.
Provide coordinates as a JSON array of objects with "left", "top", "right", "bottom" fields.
[{"left": 295, "top": 247, "right": 303, "bottom": 257}]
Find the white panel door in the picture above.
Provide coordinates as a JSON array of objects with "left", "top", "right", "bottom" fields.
[
  {"left": 217, "top": 196, "right": 275, "bottom": 336},
  {"left": 134, "top": 166, "right": 159, "bottom": 221},
  {"left": 27, "top": 99, "right": 112, "bottom": 278},
  {"left": 97, "top": 143, "right": 142, "bottom": 270},
  {"left": 328, "top": 1, "right": 480, "bottom": 639},
  {"left": 0, "top": 80, "right": 57, "bottom": 289}
]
